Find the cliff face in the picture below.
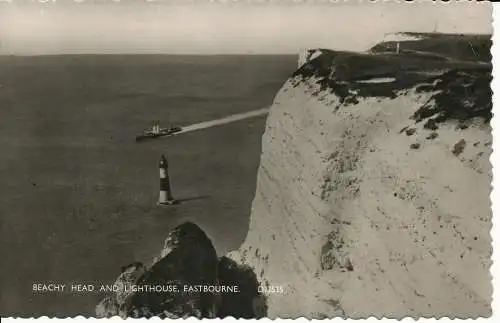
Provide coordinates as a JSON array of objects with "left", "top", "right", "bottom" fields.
[{"left": 229, "top": 34, "right": 492, "bottom": 318}]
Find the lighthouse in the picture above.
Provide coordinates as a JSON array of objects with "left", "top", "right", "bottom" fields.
[{"left": 158, "top": 154, "right": 178, "bottom": 206}]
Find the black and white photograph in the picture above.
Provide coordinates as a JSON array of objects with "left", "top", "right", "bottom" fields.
[{"left": 0, "top": 0, "right": 494, "bottom": 319}]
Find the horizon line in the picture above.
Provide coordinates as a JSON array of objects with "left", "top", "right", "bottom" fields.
[{"left": 0, "top": 52, "right": 300, "bottom": 57}]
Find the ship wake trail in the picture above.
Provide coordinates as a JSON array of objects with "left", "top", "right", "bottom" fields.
[{"left": 177, "top": 108, "right": 269, "bottom": 135}]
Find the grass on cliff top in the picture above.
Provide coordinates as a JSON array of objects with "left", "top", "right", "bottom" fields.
[
  {"left": 370, "top": 33, "right": 491, "bottom": 63},
  {"left": 293, "top": 32, "right": 492, "bottom": 124}
]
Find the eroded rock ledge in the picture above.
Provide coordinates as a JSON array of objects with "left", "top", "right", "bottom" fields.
[{"left": 96, "top": 222, "right": 266, "bottom": 319}]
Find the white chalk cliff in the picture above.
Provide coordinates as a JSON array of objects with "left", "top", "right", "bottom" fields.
[
  {"left": 229, "top": 33, "right": 492, "bottom": 318},
  {"left": 298, "top": 49, "right": 324, "bottom": 68}
]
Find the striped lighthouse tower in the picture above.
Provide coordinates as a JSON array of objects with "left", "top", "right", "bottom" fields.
[{"left": 158, "top": 154, "right": 178, "bottom": 206}]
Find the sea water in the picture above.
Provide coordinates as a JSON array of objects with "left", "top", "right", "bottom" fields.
[{"left": 0, "top": 54, "right": 295, "bottom": 316}]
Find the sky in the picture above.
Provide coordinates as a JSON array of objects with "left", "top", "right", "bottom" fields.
[{"left": 0, "top": 0, "right": 493, "bottom": 55}]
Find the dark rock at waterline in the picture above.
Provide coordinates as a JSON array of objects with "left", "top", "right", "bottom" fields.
[
  {"left": 96, "top": 222, "right": 267, "bottom": 319},
  {"left": 127, "top": 222, "right": 219, "bottom": 318}
]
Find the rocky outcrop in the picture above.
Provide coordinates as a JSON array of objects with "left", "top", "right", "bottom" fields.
[
  {"left": 96, "top": 222, "right": 265, "bottom": 319},
  {"left": 229, "top": 33, "right": 492, "bottom": 318},
  {"left": 127, "top": 222, "right": 220, "bottom": 318},
  {"left": 95, "top": 262, "right": 147, "bottom": 318},
  {"left": 96, "top": 222, "right": 219, "bottom": 318}
]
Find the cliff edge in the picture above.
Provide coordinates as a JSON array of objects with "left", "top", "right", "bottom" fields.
[{"left": 228, "top": 33, "right": 493, "bottom": 318}]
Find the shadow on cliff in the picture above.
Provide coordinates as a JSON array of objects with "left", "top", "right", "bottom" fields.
[
  {"left": 217, "top": 256, "right": 268, "bottom": 318},
  {"left": 96, "top": 221, "right": 267, "bottom": 319}
]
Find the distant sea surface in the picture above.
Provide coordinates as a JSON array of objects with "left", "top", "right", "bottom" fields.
[{"left": 0, "top": 55, "right": 296, "bottom": 316}]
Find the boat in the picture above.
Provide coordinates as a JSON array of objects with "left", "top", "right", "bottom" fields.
[{"left": 136, "top": 121, "right": 182, "bottom": 142}]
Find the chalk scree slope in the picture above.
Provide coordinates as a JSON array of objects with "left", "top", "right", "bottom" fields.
[{"left": 228, "top": 33, "right": 493, "bottom": 319}]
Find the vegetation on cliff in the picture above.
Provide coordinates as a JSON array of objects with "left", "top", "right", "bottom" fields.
[{"left": 293, "top": 32, "right": 492, "bottom": 123}]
